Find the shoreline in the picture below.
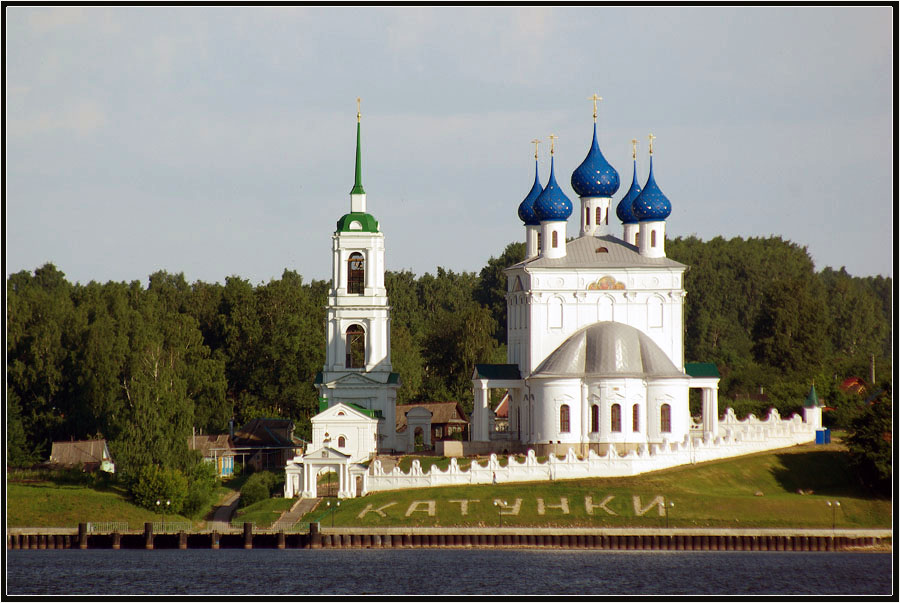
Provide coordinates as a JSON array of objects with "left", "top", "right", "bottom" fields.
[{"left": 7, "top": 524, "right": 892, "bottom": 552}]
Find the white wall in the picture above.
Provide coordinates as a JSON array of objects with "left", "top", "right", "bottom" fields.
[
  {"left": 366, "top": 408, "right": 817, "bottom": 493},
  {"left": 507, "top": 265, "right": 686, "bottom": 376}
]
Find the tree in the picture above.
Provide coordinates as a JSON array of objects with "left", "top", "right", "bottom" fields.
[
  {"left": 6, "top": 264, "right": 77, "bottom": 460},
  {"left": 752, "top": 277, "right": 828, "bottom": 377},
  {"left": 845, "top": 395, "right": 892, "bottom": 496},
  {"left": 474, "top": 242, "right": 525, "bottom": 344}
]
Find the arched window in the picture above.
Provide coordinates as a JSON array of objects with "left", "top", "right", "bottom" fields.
[
  {"left": 537, "top": 232, "right": 542, "bottom": 252},
  {"left": 611, "top": 403, "right": 622, "bottom": 432},
  {"left": 596, "top": 207, "right": 602, "bottom": 226},
  {"left": 347, "top": 253, "right": 365, "bottom": 294},
  {"left": 651, "top": 230, "right": 657, "bottom": 247},
  {"left": 338, "top": 436, "right": 346, "bottom": 448},
  {"left": 648, "top": 295, "right": 664, "bottom": 328},
  {"left": 660, "top": 403, "right": 672, "bottom": 433},
  {"left": 559, "top": 404, "right": 570, "bottom": 433},
  {"left": 585, "top": 207, "right": 590, "bottom": 226},
  {"left": 345, "top": 324, "right": 366, "bottom": 368},
  {"left": 590, "top": 405, "right": 599, "bottom": 433},
  {"left": 551, "top": 231, "right": 558, "bottom": 248},
  {"left": 598, "top": 294, "right": 614, "bottom": 322},
  {"left": 634, "top": 232, "right": 639, "bottom": 246},
  {"left": 633, "top": 404, "right": 640, "bottom": 432},
  {"left": 549, "top": 296, "right": 563, "bottom": 329}
]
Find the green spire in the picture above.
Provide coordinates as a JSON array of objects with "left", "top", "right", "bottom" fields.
[
  {"left": 804, "top": 384, "right": 821, "bottom": 408},
  {"left": 351, "top": 99, "right": 365, "bottom": 195}
]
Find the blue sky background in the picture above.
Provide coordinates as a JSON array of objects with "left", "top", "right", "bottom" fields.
[{"left": 5, "top": 6, "right": 894, "bottom": 286}]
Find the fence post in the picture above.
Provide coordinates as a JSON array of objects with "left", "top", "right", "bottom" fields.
[
  {"left": 308, "top": 522, "right": 321, "bottom": 549},
  {"left": 144, "top": 522, "right": 154, "bottom": 550},
  {"left": 78, "top": 523, "right": 88, "bottom": 549},
  {"left": 243, "top": 522, "right": 253, "bottom": 550}
]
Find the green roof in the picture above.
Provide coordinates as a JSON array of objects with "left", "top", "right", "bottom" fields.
[
  {"left": 804, "top": 385, "right": 823, "bottom": 408},
  {"left": 474, "top": 364, "right": 522, "bottom": 380},
  {"left": 684, "top": 362, "right": 720, "bottom": 378},
  {"left": 336, "top": 212, "right": 379, "bottom": 233},
  {"left": 387, "top": 372, "right": 401, "bottom": 384},
  {"left": 318, "top": 398, "right": 382, "bottom": 419},
  {"left": 346, "top": 402, "right": 380, "bottom": 419}
]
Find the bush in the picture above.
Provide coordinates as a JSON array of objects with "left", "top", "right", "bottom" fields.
[
  {"left": 239, "top": 470, "right": 280, "bottom": 507},
  {"left": 181, "top": 461, "right": 220, "bottom": 518},
  {"left": 129, "top": 465, "right": 189, "bottom": 513}
]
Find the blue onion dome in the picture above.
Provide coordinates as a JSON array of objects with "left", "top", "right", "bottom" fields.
[
  {"left": 616, "top": 160, "right": 642, "bottom": 224},
  {"left": 533, "top": 156, "right": 573, "bottom": 222},
  {"left": 571, "top": 123, "right": 620, "bottom": 198},
  {"left": 631, "top": 157, "right": 672, "bottom": 221},
  {"left": 517, "top": 160, "right": 543, "bottom": 226}
]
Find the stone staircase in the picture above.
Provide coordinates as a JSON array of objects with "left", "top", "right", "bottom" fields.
[{"left": 275, "top": 497, "right": 321, "bottom": 528}]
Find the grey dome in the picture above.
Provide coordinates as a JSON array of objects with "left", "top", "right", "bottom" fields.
[{"left": 532, "top": 322, "right": 684, "bottom": 379}]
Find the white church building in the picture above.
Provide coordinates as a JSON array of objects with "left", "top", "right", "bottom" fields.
[
  {"left": 285, "top": 99, "right": 823, "bottom": 499},
  {"left": 470, "top": 114, "right": 722, "bottom": 457}
]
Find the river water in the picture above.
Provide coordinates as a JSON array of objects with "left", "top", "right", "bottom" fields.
[{"left": 5, "top": 549, "right": 893, "bottom": 596}]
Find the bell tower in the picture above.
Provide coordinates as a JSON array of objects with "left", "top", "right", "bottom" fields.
[{"left": 315, "top": 98, "right": 400, "bottom": 452}]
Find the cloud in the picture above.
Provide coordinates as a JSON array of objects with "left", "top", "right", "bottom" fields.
[
  {"left": 8, "top": 99, "right": 107, "bottom": 138},
  {"left": 25, "top": 6, "right": 120, "bottom": 35}
]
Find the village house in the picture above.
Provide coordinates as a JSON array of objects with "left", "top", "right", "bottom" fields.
[
  {"left": 232, "top": 418, "right": 304, "bottom": 472},
  {"left": 187, "top": 432, "right": 237, "bottom": 477},
  {"left": 47, "top": 439, "right": 115, "bottom": 473},
  {"left": 395, "top": 402, "right": 470, "bottom": 449}
]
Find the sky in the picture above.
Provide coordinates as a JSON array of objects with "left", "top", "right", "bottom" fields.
[{"left": 5, "top": 6, "right": 895, "bottom": 288}]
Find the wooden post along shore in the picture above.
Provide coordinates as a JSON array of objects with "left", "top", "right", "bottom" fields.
[{"left": 7, "top": 525, "right": 891, "bottom": 552}]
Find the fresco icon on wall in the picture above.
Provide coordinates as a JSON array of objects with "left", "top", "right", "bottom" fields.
[{"left": 587, "top": 276, "right": 626, "bottom": 290}]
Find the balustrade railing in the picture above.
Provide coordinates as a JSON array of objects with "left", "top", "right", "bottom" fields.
[
  {"left": 87, "top": 521, "right": 129, "bottom": 533},
  {"left": 151, "top": 521, "right": 192, "bottom": 534}
]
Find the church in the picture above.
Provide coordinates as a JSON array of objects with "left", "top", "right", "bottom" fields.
[
  {"left": 471, "top": 97, "right": 721, "bottom": 456},
  {"left": 284, "top": 97, "right": 818, "bottom": 499}
]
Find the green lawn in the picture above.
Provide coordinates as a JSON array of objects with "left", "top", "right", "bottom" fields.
[
  {"left": 6, "top": 481, "right": 188, "bottom": 529},
  {"left": 300, "top": 444, "right": 891, "bottom": 529},
  {"left": 7, "top": 473, "right": 249, "bottom": 529},
  {"left": 232, "top": 497, "right": 295, "bottom": 528}
]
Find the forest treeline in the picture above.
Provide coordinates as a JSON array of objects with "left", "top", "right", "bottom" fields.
[{"left": 6, "top": 236, "right": 893, "bottom": 481}]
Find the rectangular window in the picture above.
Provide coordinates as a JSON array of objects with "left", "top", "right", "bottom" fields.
[{"left": 560, "top": 404, "right": 570, "bottom": 433}]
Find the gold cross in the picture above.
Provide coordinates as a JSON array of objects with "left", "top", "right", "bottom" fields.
[
  {"left": 632, "top": 138, "right": 638, "bottom": 160},
  {"left": 549, "top": 134, "right": 558, "bottom": 155},
  {"left": 648, "top": 133, "right": 656, "bottom": 155},
  {"left": 589, "top": 94, "right": 603, "bottom": 121},
  {"left": 356, "top": 97, "right": 361, "bottom": 122},
  {"left": 531, "top": 139, "right": 541, "bottom": 160}
]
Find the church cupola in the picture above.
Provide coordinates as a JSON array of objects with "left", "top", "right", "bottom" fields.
[
  {"left": 617, "top": 138, "right": 643, "bottom": 247},
  {"left": 518, "top": 139, "right": 543, "bottom": 258},
  {"left": 533, "top": 135, "right": 572, "bottom": 259},
  {"left": 571, "top": 95, "right": 619, "bottom": 237},
  {"left": 632, "top": 134, "right": 671, "bottom": 258}
]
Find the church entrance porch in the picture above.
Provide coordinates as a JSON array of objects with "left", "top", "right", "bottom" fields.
[{"left": 283, "top": 446, "right": 368, "bottom": 500}]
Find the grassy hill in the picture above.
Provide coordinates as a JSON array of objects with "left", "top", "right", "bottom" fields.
[
  {"left": 7, "top": 443, "right": 891, "bottom": 530},
  {"left": 302, "top": 443, "right": 892, "bottom": 529}
]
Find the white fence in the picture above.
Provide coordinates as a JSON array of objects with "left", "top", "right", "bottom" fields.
[
  {"left": 366, "top": 408, "right": 817, "bottom": 493},
  {"left": 87, "top": 522, "right": 129, "bottom": 533}
]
